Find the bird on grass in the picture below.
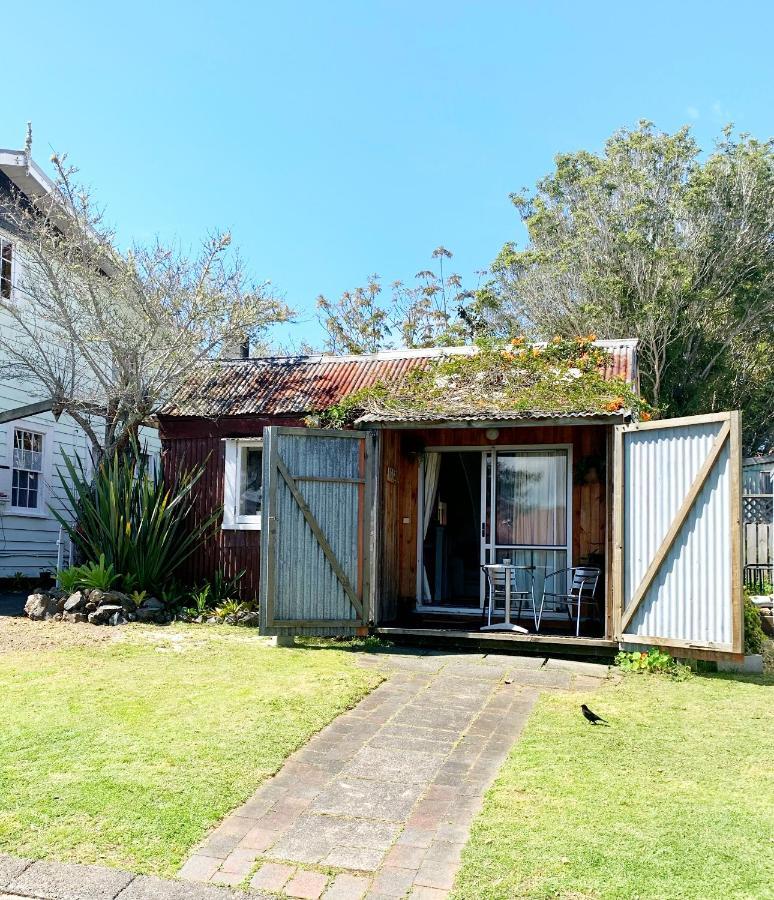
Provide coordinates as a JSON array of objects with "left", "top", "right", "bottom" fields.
[{"left": 581, "top": 704, "right": 609, "bottom": 725}]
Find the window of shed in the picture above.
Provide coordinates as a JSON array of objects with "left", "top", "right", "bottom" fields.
[
  {"left": 223, "top": 439, "right": 262, "bottom": 530},
  {"left": 239, "top": 446, "right": 262, "bottom": 516}
]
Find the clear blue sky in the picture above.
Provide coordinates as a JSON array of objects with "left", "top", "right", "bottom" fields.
[{"left": 4, "top": 1, "right": 772, "bottom": 348}]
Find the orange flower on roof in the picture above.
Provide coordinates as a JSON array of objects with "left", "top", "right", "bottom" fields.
[
  {"left": 552, "top": 335, "right": 562, "bottom": 343},
  {"left": 604, "top": 397, "right": 625, "bottom": 412},
  {"left": 586, "top": 333, "right": 598, "bottom": 342},
  {"left": 640, "top": 411, "right": 652, "bottom": 421}
]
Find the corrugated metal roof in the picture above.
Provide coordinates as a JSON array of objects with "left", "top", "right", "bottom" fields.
[
  {"left": 356, "top": 409, "right": 630, "bottom": 425},
  {"left": 161, "top": 340, "right": 638, "bottom": 418}
]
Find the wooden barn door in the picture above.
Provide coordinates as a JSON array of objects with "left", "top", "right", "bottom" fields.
[
  {"left": 613, "top": 412, "right": 743, "bottom": 657},
  {"left": 259, "top": 427, "right": 373, "bottom": 636}
]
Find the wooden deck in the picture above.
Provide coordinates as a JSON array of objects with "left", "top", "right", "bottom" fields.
[{"left": 375, "top": 625, "right": 618, "bottom": 658}]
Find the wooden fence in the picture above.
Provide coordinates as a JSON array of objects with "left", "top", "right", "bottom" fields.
[{"left": 743, "top": 469, "right": 773, "bottom": 590}]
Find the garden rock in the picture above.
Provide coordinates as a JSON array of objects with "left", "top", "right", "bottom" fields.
[
  {"left": 140, "top": 596, "right": 164, "bottom": 611},
  {"left": 63, "top": 591, "right": 88, "bottom": 613},
  {"left": 87, "top": 604, "right": 124, "bottom": 625},
  {"left": 63, "top": 611, "right": 88, "bottom": 623},
  {"left": 240, "top": 611, "right": 261, "bottom": 627},
  {"left": 24, "top": 593, "right": 59, "bottom": 621},
  {"left": 109, "top": 611, "right": 127, "bottom": 626}
]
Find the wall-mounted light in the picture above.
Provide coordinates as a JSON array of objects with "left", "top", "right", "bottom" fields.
[{"left": 485, "top": 428, "right": 500, "bottom": 442}]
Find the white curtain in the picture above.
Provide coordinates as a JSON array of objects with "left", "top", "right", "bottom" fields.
[
  {"left": 422, "top": 452, "right": 442, "bottom": 601},
  {"left": 495, "top": 450, "right": 566, "bottom": 547}
]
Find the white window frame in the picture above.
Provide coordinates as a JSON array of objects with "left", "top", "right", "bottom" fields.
[
  {"left": 222, "top": 438, "right": 263, "bottom": 530},
  {"left": 6, "top": 422, "right": 53, "bottom": 518},
  {"left": 0, "top": 236, "right": 14, "bottom": 302}
]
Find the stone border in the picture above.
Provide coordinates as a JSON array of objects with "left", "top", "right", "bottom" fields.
[{"left": 0, "top": 855, "right": 272, "bottom": 900}]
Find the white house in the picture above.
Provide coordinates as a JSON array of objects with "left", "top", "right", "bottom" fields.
[{"left": 0, "top": 142, "right": 159, "bottom": 579}]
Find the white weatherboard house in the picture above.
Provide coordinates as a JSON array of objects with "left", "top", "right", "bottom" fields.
[{"left": 0, "top": 143, "right": 159, "bottom": 579}]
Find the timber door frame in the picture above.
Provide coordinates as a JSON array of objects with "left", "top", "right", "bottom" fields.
[
  {"left": 612, "top": 411, "right": 743, "bottom": 657},
  {"left": 261, "top": 426, "right": 372, "bottom": 633}
]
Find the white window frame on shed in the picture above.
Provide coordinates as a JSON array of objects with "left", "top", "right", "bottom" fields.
[
  {"left": 223, "top": 438, "right": 263, "bottom": 530},
  {"left": 6, "top": 422, "right": 53, "bottom": 517}
]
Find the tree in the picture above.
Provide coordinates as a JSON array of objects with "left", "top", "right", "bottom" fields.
[
  {"left": 0, "top": 154, "right": 291, "bottom": 457},
  {"left": 483, "top": 123, "right": 774, "bottom": 453},
  {"left": 316, "top": 247, "right": 482, "bottom": 353}
]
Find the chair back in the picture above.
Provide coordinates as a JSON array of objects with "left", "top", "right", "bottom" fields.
[
  {"left": 570, "top": 567, "right": 600, "bottom": 597},
  {"left": 482, "top": 564, "right": 507, "bottom": 595}
]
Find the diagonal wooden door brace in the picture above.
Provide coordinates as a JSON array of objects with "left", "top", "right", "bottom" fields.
[
  {"left": 275, "top": 455, "right": 365, "bottom": 620},
  {"left": 621, "top": 420, "right": 731, "bottom": 632}
]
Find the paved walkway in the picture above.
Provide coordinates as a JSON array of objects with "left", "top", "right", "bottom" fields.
[
  {"left": 0, "top": 854, "right": 270, "bottom": 900},
  {"left": 180, "top": 649, "right": 610, "bottom": 898}
]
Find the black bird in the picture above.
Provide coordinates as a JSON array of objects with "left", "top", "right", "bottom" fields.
[{"left": 581, "top": 704, "right": 609, "bottom": 725}]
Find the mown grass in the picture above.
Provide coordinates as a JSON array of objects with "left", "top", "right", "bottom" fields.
[
  {"left": 453, "top": 671, "right": 774, "bottom": 900},
  {"left": 0, "top": 627, "right": 381, "bottom": 876}
]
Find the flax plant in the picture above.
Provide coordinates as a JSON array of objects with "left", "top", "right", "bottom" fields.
[{"left": 52, "top": 444, "right": 219, "bottom": 591}]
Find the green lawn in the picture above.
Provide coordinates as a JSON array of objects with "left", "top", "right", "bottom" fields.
[
  {"left": 0, "top": 627, "right": 380, "bottom": 876},
  {"left": 453, "top": 671, "right": 774, "bottom": 900}
]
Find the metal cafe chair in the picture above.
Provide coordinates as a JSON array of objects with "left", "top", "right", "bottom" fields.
[
  {"left": 481, "top": 563, "right": 537, "bottom": 632},
  {"left": 539, "top": 566, "right": 601, "bottom": 637}
]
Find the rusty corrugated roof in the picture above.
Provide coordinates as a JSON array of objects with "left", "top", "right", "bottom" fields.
[
  {"left": 356, "top": 409, "right": 630, "bottom": 425},
  {"left": 161, "top": 340, "right": 638, "bottom": 418}
]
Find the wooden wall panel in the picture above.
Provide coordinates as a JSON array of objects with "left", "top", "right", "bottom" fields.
[
  {"left": 159, "top": 415, "right": 302, "bottom": 599},
  {"left": 381, "top": 424, "right": 610, "bottom": 610}
]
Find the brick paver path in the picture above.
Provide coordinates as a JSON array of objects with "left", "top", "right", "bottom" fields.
[{"left": 180, "top": 649, "right": 610, "bottom": 898}]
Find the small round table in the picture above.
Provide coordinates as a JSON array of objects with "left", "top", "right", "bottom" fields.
[{"left": 480, "top": 564, "right": 535, "bottom": 634}]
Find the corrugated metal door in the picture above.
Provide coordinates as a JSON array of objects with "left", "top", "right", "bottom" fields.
[
  {"left": 259, "top": 427, "right": 372, "bottom": 636},
  {"left": 613, "top": 412, "right": 743, "bottom": 656}
]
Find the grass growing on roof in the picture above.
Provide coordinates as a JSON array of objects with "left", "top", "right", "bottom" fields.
[
  {"left": 0, "top": 626, "right": 381, "bottom": 876},
  {"left": 309, "top": 337, "right": 652, "bottom": 427},
  {"left": 451, "top": 671, "right": 774, "bottom": 900}
]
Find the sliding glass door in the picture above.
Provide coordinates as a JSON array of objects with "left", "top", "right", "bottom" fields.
[
  {"left": 482, "top": 448, "right": 571, "bottom": 601},
  {"left": 417, "top": 446, "right": 572, "bottom": 610}
]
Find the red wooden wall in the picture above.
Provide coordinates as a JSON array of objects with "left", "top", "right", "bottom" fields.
[{"left": 158, "top": 415, "right": 302, "bottom": 599}]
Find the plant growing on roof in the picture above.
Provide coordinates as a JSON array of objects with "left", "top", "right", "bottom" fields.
[
  {"left": 308, "top": 336, "right": 652, "bottom": 428},
  {"left": 52, "top": 441, "right": 220, "bottom": 592}
]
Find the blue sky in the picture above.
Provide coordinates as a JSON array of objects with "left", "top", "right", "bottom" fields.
[{"left": 5, "top": 1, "right": 772, "bottom": 348}]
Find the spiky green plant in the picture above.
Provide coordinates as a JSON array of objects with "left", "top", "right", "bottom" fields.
[{"left": 52, "top": 443, "right": 220, "bottom": 592}]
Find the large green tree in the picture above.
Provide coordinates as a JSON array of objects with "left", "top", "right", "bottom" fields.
[
  {"left": 483, "top": 123, "right": 774, "bottom": 453},
  {"left": 316, "top": 247, "right": 480, "bottom": 353}
]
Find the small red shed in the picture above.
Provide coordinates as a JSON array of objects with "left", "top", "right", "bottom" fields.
[{"left": 159, "top": 342, "right": 743, "bottom": 661}]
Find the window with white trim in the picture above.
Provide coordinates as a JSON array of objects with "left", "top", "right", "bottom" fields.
[
  {"left": 11, "top": 428, "right": 44, "bottom": 511},
  {"left": 223, "top": 439, "right": 262, "bottom": 529},
  {"left": 0, "top": 238, "right": 12, "bottom": 300}
]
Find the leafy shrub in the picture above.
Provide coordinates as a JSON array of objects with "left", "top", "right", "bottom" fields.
[
  {"left": 210, "top": 569, "right": 246, "bottom": 604},
  {"left": 615, "top": 647, "right": 692, "bottom": 680},
  {"left": 74, "top": 554, "right": 121, "bottom": 591},
  {"left": 183, "top": 584, "right": 214, "bottom": 619},
  {"left": 56, "top": 556, "right": 121, "bottom": 592},
  {"left": 57, "top": 567, "right": 83, "bottom": 594},
  {"left": 161, "top": 581, "right": 187, "bottom": 607},
  {"left": 53, "top": 442, "right": 219, "bottom": 592},
  {"left": 743, "top": 592, "right": 765, "bottom": 655},
  {"left": 214, "top": 599, "right": 253, "bottom": 621}
]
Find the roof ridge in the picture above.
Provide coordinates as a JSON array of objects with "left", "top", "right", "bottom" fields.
[{"left": 217, "top": 338, "right": 640, "bottom": 366}]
